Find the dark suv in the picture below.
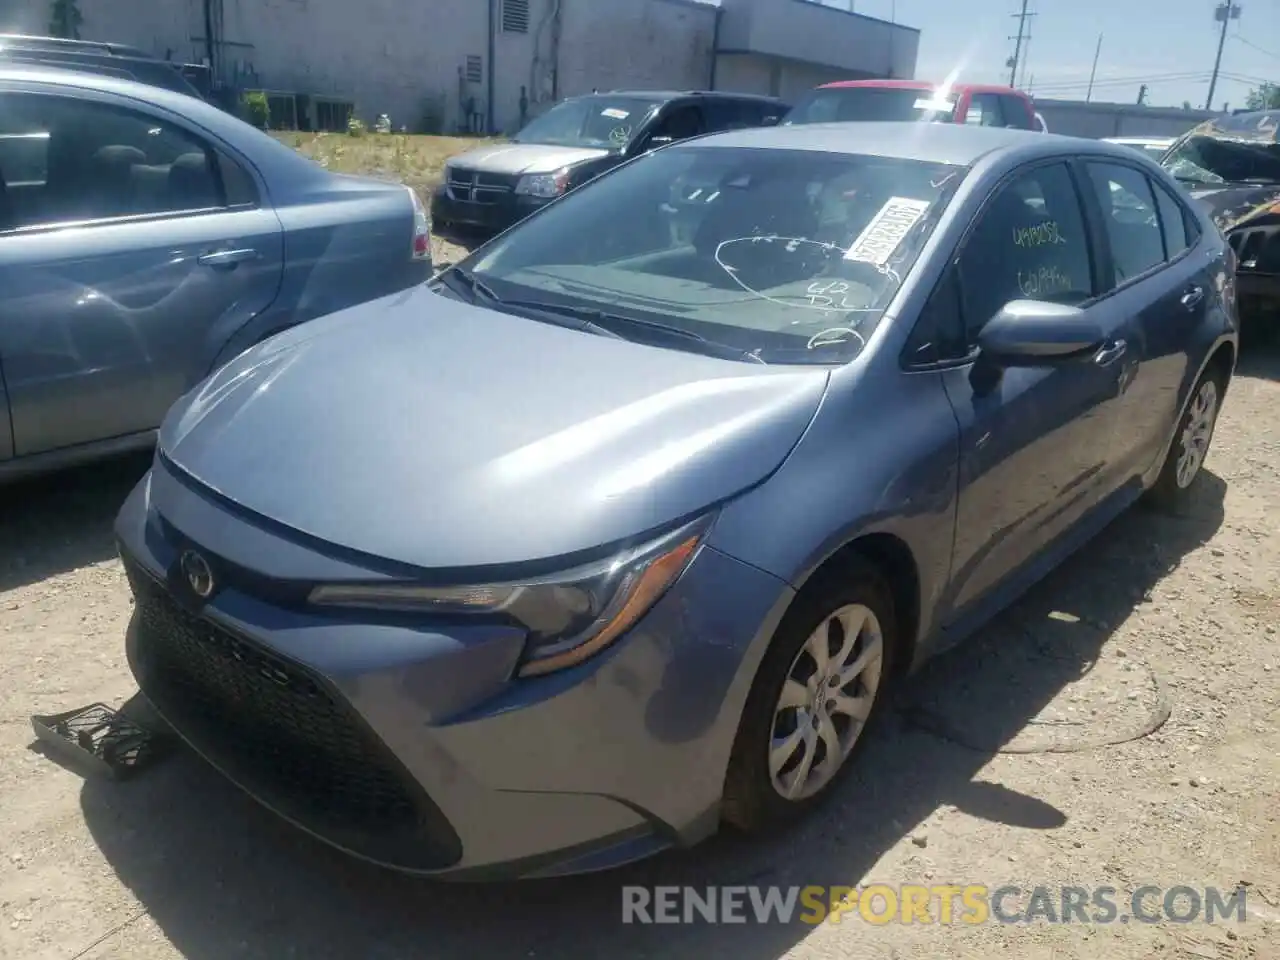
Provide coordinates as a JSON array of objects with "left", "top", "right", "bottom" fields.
[
  {"left": 431, "top": 90, "right": 788, "bottom": 236},
  {"left": 0, "top": 34, "right": 207, "bottom": 99}
]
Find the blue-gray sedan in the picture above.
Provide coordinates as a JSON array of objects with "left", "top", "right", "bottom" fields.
[
  {"left": 0, "top": 65, "right": 432, "bottom": 482},
  {"left": 114, "top": 122, "right": 1237, "bottom": 880}
]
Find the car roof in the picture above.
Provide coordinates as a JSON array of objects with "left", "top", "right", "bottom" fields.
[
  {"left": 816, "top": 79, "right": 1030, "bottom": 98},
  {"left": 0, "top": 32, "right": 152, "bottom": 58},
  {"left": 681, "top": 120, "right": 1133, "bottom": 166},
  {"left": 1104, "top": 136, "right": 1174, "bottom": 145},
  {"left": 0, "top": 61, "right": 213, "bottom": 105},
  {"left": 583, "top": 89, "right": 786, "bottom": 103}
]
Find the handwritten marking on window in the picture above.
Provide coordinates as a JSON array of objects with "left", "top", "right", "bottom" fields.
[
  {"left": 711, "top": 236, "right": 890, "bottom": 323},
  {"left": 805, "top": 279, "right": 863, "bottom": 311},
  {"left": 1012, "top": 221, "right": 1067, "bottom": 247},
  {"left": 1018, "top": 266, "right": 1073, "bottom": 298},
  {"left": 844, "top": 197, "right": 932, "bottom": 265}
]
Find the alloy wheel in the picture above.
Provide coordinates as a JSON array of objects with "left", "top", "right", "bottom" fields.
[
  {"left": 768, "top": 603, "right": 884, "bottom": 801},
  {"left": 1175, "top": 379, "right": 1219, "bottom": 489}
]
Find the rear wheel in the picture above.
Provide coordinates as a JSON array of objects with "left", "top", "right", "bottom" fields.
[
  {"left": 1147, "top": 370, "right": 1223, "bottom": 513},
  {"left": 722, "top": 561, "right": 896, "bottom": 832}
]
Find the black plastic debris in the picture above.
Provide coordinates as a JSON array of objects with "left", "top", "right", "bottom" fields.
[{"left": 31, "top": 702, "right": 170, "bottom": 780}]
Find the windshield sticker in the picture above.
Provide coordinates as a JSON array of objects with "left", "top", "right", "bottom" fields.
[
  {"left": 914, "top": 97, "right": 954, "bottom": 111},
  {"left": 601, "top": 108, "right": 630, "bottom": 120},
  {"left": 1012, "top": 221, "right": 1068, "bottom": 247},
  {"left": 843, "top": 197, "right": 932, "bottom": 264}
]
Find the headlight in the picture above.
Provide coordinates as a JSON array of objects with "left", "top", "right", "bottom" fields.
[
  {"left": 514, "top": 169, "right": 569, "bottom": 199},
  {"left": 308, "top": 516, "right": 710, "bottom": 677}
]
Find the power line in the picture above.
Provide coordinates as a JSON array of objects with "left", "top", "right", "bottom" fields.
[{"left": 1230, "top": 33, "right": 1280, "bottom": 61}]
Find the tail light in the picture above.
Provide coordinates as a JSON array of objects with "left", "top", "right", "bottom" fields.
[{"left": 406, "top": 186, "right": 431, "bottom": 261}]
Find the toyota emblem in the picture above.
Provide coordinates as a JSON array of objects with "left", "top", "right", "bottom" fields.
[{"left": 180, "top": 550, "right": 215, "bottom": 598}]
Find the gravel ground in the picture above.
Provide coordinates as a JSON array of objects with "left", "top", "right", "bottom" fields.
[{"left": 1, "top": 316, "right": 1277, "bottom": 960}]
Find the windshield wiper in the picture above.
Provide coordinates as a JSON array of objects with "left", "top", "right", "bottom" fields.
[
  {"left": 495, "top": 298, "right": 764, "bottom": 362},
  {"left": 439, "top": 266, "right": 501, "bottom": 304}
]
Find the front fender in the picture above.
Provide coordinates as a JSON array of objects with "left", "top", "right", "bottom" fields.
[{"left": 707, "top": 367, "right": 961, "bottom": 655}]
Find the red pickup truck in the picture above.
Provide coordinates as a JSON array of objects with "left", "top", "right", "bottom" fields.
[{"left": 783, "top": 79, "right": 1040, "bottom": 131}]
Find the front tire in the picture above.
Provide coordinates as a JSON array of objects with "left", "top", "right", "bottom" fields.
[
  {"left": 1147, "top": 370, "right": 1224, "bottom": 513},
  {"left": 722, "top": 560, "right": 897, "bottom": 833}
]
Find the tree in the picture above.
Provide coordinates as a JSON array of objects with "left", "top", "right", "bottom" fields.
[
  {"left": 48, "top": 0, "right": 82, "bottom": 39},
  {"left": 1245, "top": 82, "right": 1280, "bottom": 111}
]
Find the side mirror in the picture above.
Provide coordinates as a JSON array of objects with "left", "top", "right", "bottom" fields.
[{"left": 977, "top": 300, "right": 1104, "bottom": 364}]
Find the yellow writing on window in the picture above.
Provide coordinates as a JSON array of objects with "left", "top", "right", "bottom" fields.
[{"left": 1012, "top": 221, "right": 1067, "bottom": 247}]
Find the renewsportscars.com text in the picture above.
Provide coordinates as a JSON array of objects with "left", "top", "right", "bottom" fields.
[{"left": 621, "top": 884, "right": 1249, "bottom": 925}]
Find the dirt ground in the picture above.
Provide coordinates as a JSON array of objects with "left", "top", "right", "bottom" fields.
[{"left": 1, "top": 324, "right": 1278, "bottom": 958}]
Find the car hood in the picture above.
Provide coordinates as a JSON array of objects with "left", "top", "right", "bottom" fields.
[
  {"left": 1185, "top": 182, "right": 1280, "bottom": 234},
  {"left": 445, "top": 142, "right": 611, "bottom": 176},
  {"left": 158, "top": 286, "right": 829, "bottom": 570}
]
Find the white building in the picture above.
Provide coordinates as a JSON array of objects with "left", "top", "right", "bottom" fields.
[{"left": 2, "top": 0, "right": 919, "bottom": 133}]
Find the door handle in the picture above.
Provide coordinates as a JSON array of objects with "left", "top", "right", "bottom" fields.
[
  {"left": 1094, "top": 338, "right": 1127, "bottom": 366},
  {"left": 1181, "top": 285, "right": 1205, "bottom": 309},
  {"left": 198, "top": 248, "right": 259, "bottom": 268}
]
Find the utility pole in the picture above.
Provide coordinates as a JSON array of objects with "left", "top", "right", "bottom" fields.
[
  {"left": 1206, "top": 2, "right": 1241, "bottom": 111},
  {"left": 1085, "top": 34, "right": 1103, "bottom": 102},
  {"left": 1007, "top": 0, "right": 1032, "bottom": 88}
]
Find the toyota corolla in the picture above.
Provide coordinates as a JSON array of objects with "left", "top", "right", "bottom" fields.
[{"left": 115, "top": 122, "right": 1236, "bottom": 880}]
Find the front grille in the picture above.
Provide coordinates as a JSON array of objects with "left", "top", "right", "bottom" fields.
[
  {"left": 123, "top": 556, "right": 461, "bottom": 871},
  {"left": 446, "top": 166, "right": 516, "bottom": 204}
]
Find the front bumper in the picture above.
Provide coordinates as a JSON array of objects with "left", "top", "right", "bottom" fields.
[
  {"left": 114, "top": 461, "right": 793, "bottom": 879},
  {"left": 429, "top": 184, "right": 551, "bottom": 234}
]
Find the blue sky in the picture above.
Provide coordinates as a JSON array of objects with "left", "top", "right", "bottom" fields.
[{"left": 819, "top": 0, "right": 1280, "bottom": 109}]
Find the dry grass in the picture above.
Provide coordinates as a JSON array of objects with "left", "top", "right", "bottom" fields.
[{"left": 273, "top": 131, "right": 498, "bottom": 199}]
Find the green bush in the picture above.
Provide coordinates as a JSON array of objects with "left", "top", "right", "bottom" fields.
[
  {"left": 241, "top": 91, "right": 270, "bottom": 129},
  {"left": 346, "top": 116, "right": 367, "bottom": 137}
]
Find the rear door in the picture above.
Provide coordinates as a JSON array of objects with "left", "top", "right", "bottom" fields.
[
  {"left": 1079, "top": 159, "right": 1214, "bottom": 484},
  {"left": 0, "top": 83, "right": 283, "bottom": 457}
]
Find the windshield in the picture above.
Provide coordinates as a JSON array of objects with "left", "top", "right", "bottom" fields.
[
  {"left": 458, "top": 145, "right": 966, "bottom": 364},
  {"left": 1164, "top": 134, "right": 1280, "bottom": 186},
  {"left": 511, "top": 96, "right": 661, "bottom": 149},
  {"left": 784, "top": 87, "right": 956, "bottom": 125}
]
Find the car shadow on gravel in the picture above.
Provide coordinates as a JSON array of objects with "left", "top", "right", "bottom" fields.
[
  {"left": 0, "top": 452, "right": 151, "bottom": 593},
  {"left": 76, "top": 474, "right": 1225, "bottom": 960}
]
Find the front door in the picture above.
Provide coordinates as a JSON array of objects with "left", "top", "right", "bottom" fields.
[
  {"left": 0, "top": 86, "right": 283, "bottom": 457},
  {"left": 937, "top": 160, "right": 1129, "bottom": 618}
]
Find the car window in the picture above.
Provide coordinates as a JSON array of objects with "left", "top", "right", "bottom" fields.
[
  {"left": 510, "top": 95, "right": 661, "bottom": 149},
  {"left": 1085, "top": 162, "right": 1166, "bottom": 285},
  {"left": 1151, "top": 178, "right": 1189, "bottom": 259},
  {"left": 649, "top": 105, "right": 703, "bottom": 143},
  {"left": 0, "top": 91, "right": 230, "bottom": 231},
  {"left": 783, "top": 87, "right": 957, "bottom": 124},
  {"left": 957, "top": 162, "right": 1094, "bottom": 343},
  {"left": 703, "top": 100, "right": 761, "bottom": 132},
  {"left": 464, "top": 145, "right": 967, "bottom": 364},
  {"left": 999, "top": 95, "right": 1033, "bottom": 129},
  {"left": 964, "top": 94, "right": 1006, "bottom": 127}
]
